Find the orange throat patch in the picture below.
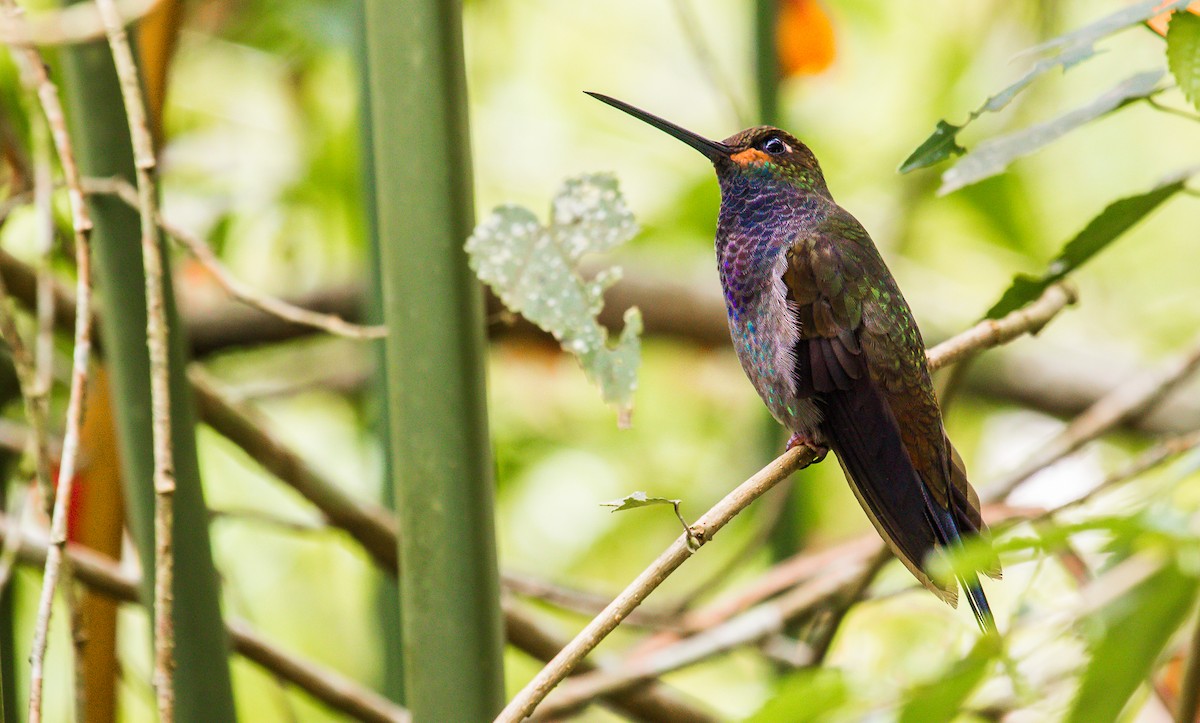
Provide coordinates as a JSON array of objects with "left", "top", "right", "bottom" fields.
[{"left": 730, "top": 148, "right": 772, "bottom": 167}]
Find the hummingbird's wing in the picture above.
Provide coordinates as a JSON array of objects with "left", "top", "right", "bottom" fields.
[{"left": 783, "top": 211, "right": 999, "bottom": 613}]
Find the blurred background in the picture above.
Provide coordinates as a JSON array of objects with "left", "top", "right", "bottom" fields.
[{"left": 3, "top": 0, "right": 1200, "bottom": 720}]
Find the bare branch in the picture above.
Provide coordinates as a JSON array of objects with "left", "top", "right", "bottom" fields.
[{"left": 230, "top": 621, "right": 410, "bottom": 723}]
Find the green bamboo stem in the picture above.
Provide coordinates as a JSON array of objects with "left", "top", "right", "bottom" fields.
[
  {"left": 351, "top": 0, "right": 405, "bottom": 702},
  {"left": 56, "top": 30, "right": 236, "bottom": 721},
  {"left": 360, "top": 0, "right": 505, "bottom": 719}
]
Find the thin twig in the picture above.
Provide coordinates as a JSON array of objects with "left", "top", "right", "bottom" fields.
[
  {"left": 497, "top": 281, "right": 1076, "bottom": 721},
  {"left": 0, "top": 515, "right": 410, "bottom": 723},
  {"left": 541, "top": 486, "right": 1129, "bottom": 718},
  {"left": 83, "top": 176, "right": 387, "bottom": 341},
  {"left": 92, "top": 0, "right": 175, "bottom": 715},
  {"left": 230, "top": 621, "right": 410, "bottom": 723},
  {"left": 675, "top": 534, "right": 880, "bottom": 637},
  {"left": 502, "top": 600, "right": 717, "bottom": 722},
  {"left": 32, "top": 118, "right": 54, "bottom": 497},
  {"left": 1146, "top": 95, "right": 1200, "bottom": 123},
  {"left": 1, "top": 5, "right": 96, "bottom": 721},
  {"left": 30, "top": 101, "right": 89, "bottom": 719},
  {"left": 209, "top": 507, "right": 328, "bottom": 535},
  {"left": 669, "top": 0, "right": 747, "bottom": 127},
  {"left": 990, "top": 332, "right": 1200, "bottom": 500}
]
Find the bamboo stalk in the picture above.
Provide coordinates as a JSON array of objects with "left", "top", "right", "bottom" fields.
[
  {"left": 360, "top": 0, "right": 505, "bottom": 718},
  {"left": 351, "top": 0, "right": 406, "bottom": 701}
]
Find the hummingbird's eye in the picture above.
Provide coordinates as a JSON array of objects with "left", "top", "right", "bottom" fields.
[{"left": 761, "top": 136, "right": 788, "bottom": 155}]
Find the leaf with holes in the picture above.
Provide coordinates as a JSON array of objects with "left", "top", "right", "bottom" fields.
[{"left": 467, "top": 174, "right": 642, "bottom": 426}]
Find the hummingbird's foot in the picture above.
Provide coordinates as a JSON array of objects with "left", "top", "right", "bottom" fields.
[{"left": 786, "top": 432, "right": 828, "bottom": 463}]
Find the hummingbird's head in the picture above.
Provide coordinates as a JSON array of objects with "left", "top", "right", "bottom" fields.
[{"left": 586, "top": 92, "right": 829, "bottom": 197}]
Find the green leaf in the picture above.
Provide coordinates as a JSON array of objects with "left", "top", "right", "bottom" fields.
[
  {"left": 467, "top": 173, "right": 642, "bottom": 425},
  {"left": 985, "top": 171, "right": 1191, "bottom": 319},
  {"left": 899, "top": 120, "right": 966, "bottom": 173},
  {"left": 897, "top": 635, "right": 1002, "bottom": 723},
  {"left": 1066, "top": 559, "right": 1200, "bottom": 723},
  {"left": 1168, "top": 11, "right": 1200, "bottom": 112},
  {"left": 600, "top": 491, "right": 682, "bottom": 512},
  {"left": 746, "top": 668, "right": 851, "bottom": 723},
  {"left": 901, "top": 0, "right": 1192, "bottom": 174},
  {"left": 601, "top": 491, "right": 691, "bottom": 536},
  {"left": 940, "top": 70, "right": 1163, "bottom": 195}
]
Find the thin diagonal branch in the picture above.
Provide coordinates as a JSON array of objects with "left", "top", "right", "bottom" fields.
[
  {"left": 91, "top": 0, "right": 175, "bottom": 715},
  {"left": 83, "top": 176, "right": 387, "bottom": 341},
  {"left": 0, "top": 4, "right": 96, "bottom": 721},
  {"left": 497, "top": 281, "right": 1077, "bottom": 722},
  {"left": 670, "top": 0, "right": 747, "bottom": 126}
]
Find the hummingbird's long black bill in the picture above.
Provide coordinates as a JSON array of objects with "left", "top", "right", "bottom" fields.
[{"left": 586, "top": 92, "right": 732, "bottom": 162}]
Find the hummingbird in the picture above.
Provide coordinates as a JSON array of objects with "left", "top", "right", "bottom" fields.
[{"left": 588, "top": 92, "right": 1001, "bottom": 632}]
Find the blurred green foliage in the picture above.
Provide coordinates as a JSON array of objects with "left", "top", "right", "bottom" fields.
[{"left": 0, "top": 0, "right": 1198, "bottom": 720}]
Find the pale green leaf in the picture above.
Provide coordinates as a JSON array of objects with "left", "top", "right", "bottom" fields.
[
  {"left": 1168, "top": 11, "right": 1200, "bottom": 111},
  {"left": 600, "top": 491, "right": 682, "bottom": 512},
  {"left": 466, "top": 173, "right": 642, "bottom": 425},
  {"left": 940, "top": 70, "right": 1163, "bottom": 195}
]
